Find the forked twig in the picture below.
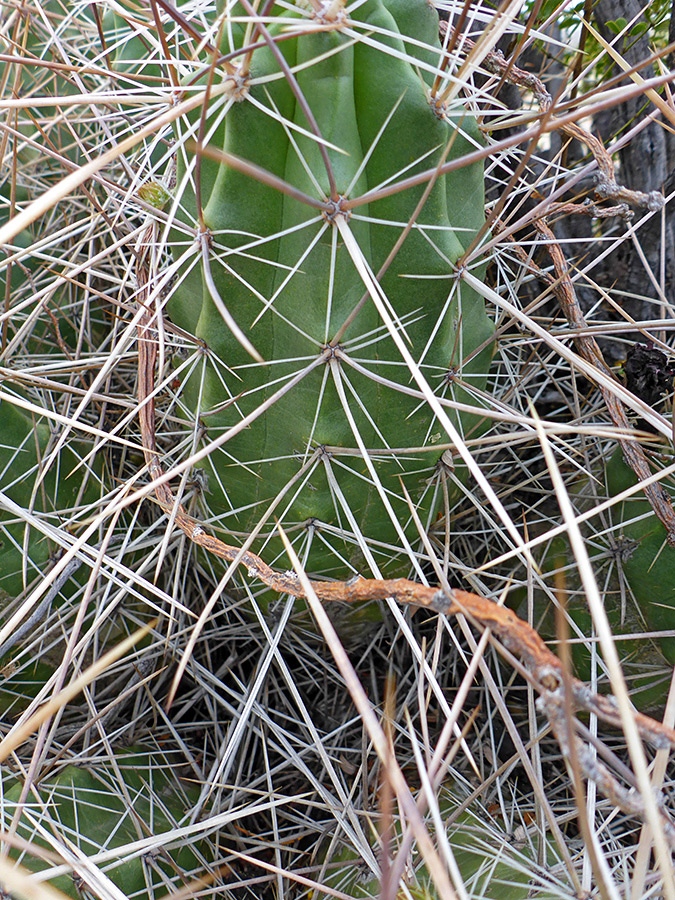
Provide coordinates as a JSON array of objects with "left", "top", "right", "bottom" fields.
[{"left": 135, "top": 226, "right": 675, "bottom": 846}]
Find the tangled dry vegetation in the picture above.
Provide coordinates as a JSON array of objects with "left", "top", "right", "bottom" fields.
[{"left": 2, "top": 1, "right": 675, "bottom": 899}]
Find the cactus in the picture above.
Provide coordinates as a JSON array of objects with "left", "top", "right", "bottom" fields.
[
  {"left": 317, "top": 783, "right": 563, "bottom": 900},
  {"left": 592, "top": 340, "right": 675, "bottom": 706},
  {"left": 605, "top": 445, "right": 675, "bottom": 667},
  {"left": 167, "top": 0, "right": 494, "bottom": 592},
  {"left": 1, "top": 749, "right": 211, "bottom": 900},
  {"left": 518, "top": 530, "right": 674, "bottom": 713},
  {"left": 0, "top": 390, "right": 103, "bottom": 601},
  {"left": 7, "top": 3, "right": 675, "bottom": 898},
  {"left": 0, "top": 391, "right": 105, "bottom": 710}
]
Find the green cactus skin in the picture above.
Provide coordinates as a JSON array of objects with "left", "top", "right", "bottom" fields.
[
  {"left": 0, "top": 184, "right": 36, "bottom": 322},
  {"left": 167, "top": 0, "right": 494, "bottom": 585},
  {"left": 515, "top": 445, "right": 675, "bottom": 713},
  {"left": 316, "top": 784, "right": 562, "bottom": 900},
  {"left": 514, "top": 531, "right": 674, "bottom": 714},
  {"left": 605, "top": 445, "right": 675, "bottom": 668},
  {"left": 0, "top": 659, "right": 59, "bottom": 717},
  {"left": 0, "top": 391, "right": 103, "bottom": 600},
  {"left": 2, "top": 750, "right": 210, "bottom": 900}
]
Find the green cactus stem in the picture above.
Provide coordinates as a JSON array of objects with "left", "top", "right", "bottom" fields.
[
  {"left": 167, "top": 0, "right": 494, "bottom": 590},
  {"left": 605, "top": 444, "right": 675, "bottom": 668},
  {"left": 317, "top": 782, "right": 563, "bottom": 900},
  {"left": 516, "top": 529, "right": 675, "bottom": 714},
  {"left": 1, "top": 749, "right": 211, "bottom": 900},
  {"left": 0, "top": 390, "right": 103, "bottom": 601}
]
